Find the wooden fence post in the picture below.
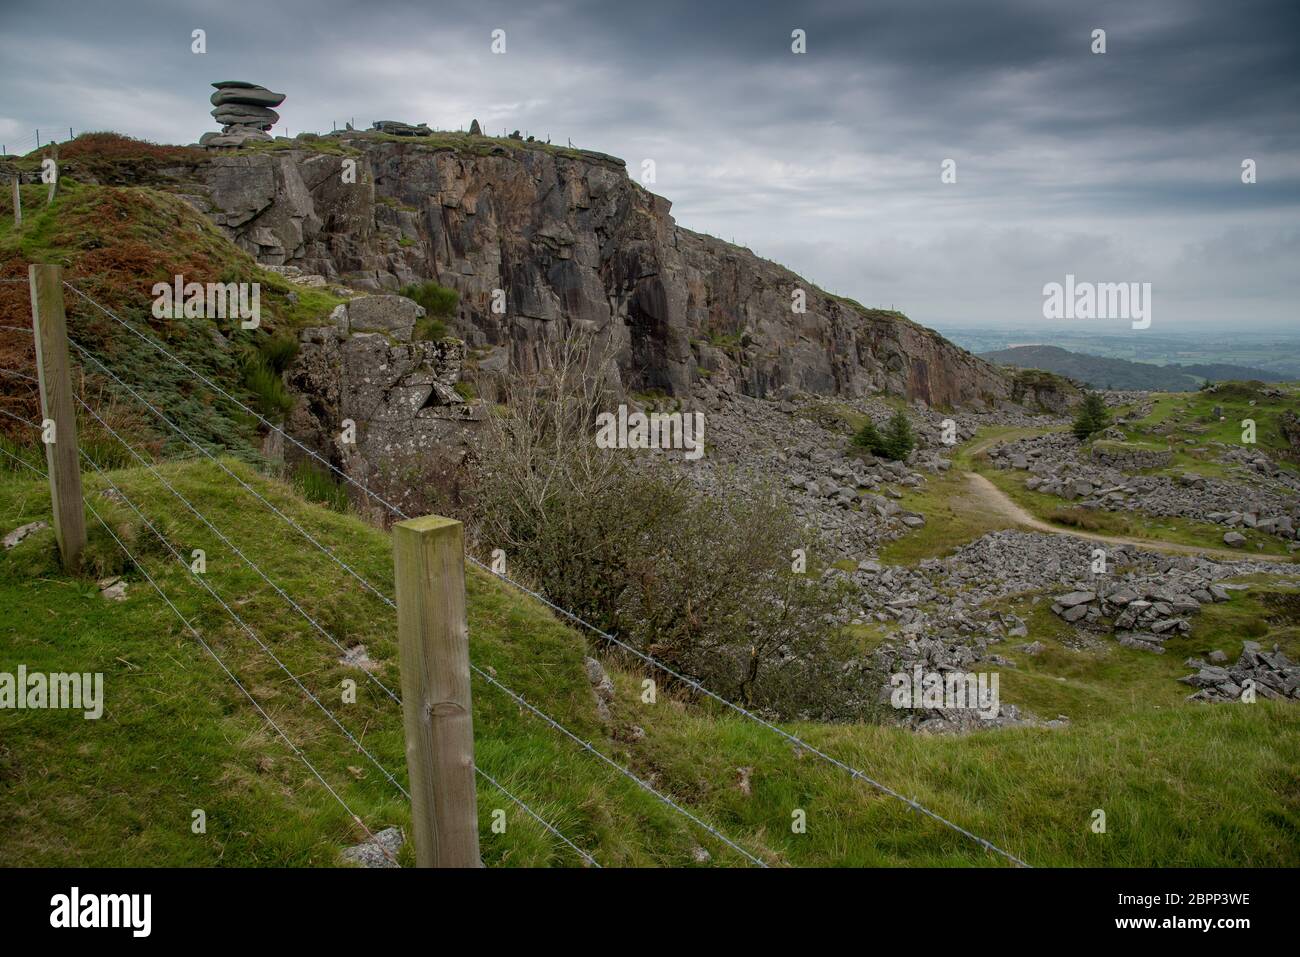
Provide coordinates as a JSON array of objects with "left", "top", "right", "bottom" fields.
[
  {"left": 46, "top": 143, "right": 58, "bottom": 206},
  {"left": 29, "top": 264, "right": 86, "bottom": 571},
  {"left": 12, "top": 176, "right": 20, "bottom": 228},
  {"left": 393, "top": 515, "right": 480, "bottom": 867}
]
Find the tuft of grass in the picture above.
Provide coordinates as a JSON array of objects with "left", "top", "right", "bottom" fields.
[
  {"left": 259, "top": 336, "right": 300, "bottom": 375},
  {"left": 413, "top": 317, "right": 450, "bottom": 342},
  {"left": 291, "top": 461, "right": 349, "bottom": 513},
  {"left": 241, "top": 354, "right": 294, "bottom": 420}
]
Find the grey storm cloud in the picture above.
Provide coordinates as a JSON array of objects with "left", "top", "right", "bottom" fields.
[{"left": 1, "top": 0, "right": 1296, "bottom": 329}]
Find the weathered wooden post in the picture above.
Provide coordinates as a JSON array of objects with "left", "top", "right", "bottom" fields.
[
  {"left": 46, "top": 143, "right": 58, "bottom": 206},
  {"left": 11, "top": 176, "right": 20, "bottom": 228},
  {"left": 393, "top": 515, "right": 480, "bottom": 867},
  {"left": 29, "top": 264, "right": 85, "bottom": 571}
]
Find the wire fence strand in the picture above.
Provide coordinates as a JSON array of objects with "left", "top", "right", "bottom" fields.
[
  {"left": 74, "top": 441, "right": 413, "bottom": 803},
  {"left": 0, "top": 440, "right": 395, "bottom": 864}
]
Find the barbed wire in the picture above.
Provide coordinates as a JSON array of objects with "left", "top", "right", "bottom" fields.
[
  {"left": 60, "top": 290, "right": 767, "bottom": 865},
  {"left": 74, "top": 440, "right": 413, "bottom": 803},
  {"left": 74, "top": 382, "right": 746, "bottom": 863}
]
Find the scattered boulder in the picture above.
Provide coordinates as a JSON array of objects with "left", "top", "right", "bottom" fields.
[
  {"left": 584, "top": 656, "right": 615, "bottom": 725},
  {"left": 372, "top": 120, "right": 432, "bottom": 137},
  {"left": 341, "top": 826, "right": 403, "bottom": 868},
  {"left": 98, "top": 577, "right": 128, "bottom": 602},
  {"left": 1180, "top": 642, "right": 1300, "bottom": 702},
  {"left": 3, "top": 520, "right": 47, "bottom": 549}
]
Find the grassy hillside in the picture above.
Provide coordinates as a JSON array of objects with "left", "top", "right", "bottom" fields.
[
  {"left": 0, "top": 146, "right": 344, "bottom": 459},
  {"left": 1118, "top": 383, "right": 1300, "bottom": 472},
  {"left": 1, "top": 456, "right": 1297, "bottom": 867}
]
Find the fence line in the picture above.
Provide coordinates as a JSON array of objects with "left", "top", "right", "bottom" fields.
[
  {"left": 57, "top": 360, "right": 728, "bottom": 865},
  {"left": 9, "top": 361, "right": 742, "bottom": 863},
  {"left": 67, "top": 367, "right": 406, "bottom": 708},
  {"left": 3, "top": 416, "right": 597, "bottom": 866},
  {"left": 4, "top": 368, "right": 769, "bottom": 865},
  {"left": 71, "top": 399, "right": 755, "bottom": 865},
  {"left": 50, "top": 314, "right": 763, "bottom": 863},
  {"left": 1, "top": 385, "right": 659, "bottom": 868},
  {"left": 57, "top": 281, "right": 1029, "bottom": 867},
  {"left": 0, "top": 434, "right": 398, "bottom": 866},
  {"left": 73, "top": 441, "right": 413, "bottom": 802}
]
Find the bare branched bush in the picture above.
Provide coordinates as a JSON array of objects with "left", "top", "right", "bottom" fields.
[{"left": 472, "top": 332, "right": 879, "bottom": 721}]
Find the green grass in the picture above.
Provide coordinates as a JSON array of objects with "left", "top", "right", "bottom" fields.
[
  {"left": 1121, "top": 387, "right": 1300, "bottom": 474},
  {"left": 0, "top": 460, "right": 752, "bottom": 867},
  {"left": 290, "top": 460, "right": 350, "bottom": 513},
  {"left": 2, "top": 458, "right": 1298, "bottom": 866},
  {"left": 879, "top": 425, "right": 1062, "bottom": 563}
]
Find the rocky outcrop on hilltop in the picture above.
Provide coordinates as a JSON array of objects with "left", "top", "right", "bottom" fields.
[
  {"left": 192, "top": 134, "right": 1016, "bottom": 409},
  {"left": 201, "top": 81, "right": 286, "bottom": 148}
]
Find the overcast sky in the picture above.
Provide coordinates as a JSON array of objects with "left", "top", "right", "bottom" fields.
[{"left": 2, "top": 0, "right": 1297, "bottom": 333}]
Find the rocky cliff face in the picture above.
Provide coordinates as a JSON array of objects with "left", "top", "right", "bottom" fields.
[
  {"left": 198, "top": 134, "right": 1012, "bottom": 410},
  {"left": 282, "top": 294, "right": 478, "bottom": 520}
]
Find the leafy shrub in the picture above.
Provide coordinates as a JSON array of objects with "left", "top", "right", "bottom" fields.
[
  {"left": 473, "top": 334, "right": 877, "bottom": 720},
  {"left": 400, "top": 280, "right": 458, "bottom": 318}
]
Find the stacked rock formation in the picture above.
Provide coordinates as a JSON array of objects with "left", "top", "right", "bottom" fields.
[{"left": 200, "top": 81, "right": 286, "bottom": 148}]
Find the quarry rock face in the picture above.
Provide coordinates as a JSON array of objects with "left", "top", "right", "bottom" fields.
[
  {"left": 284, "top": 295, "right": 477, "bottom": 521},
  {"left": 199, "top": 137, "right": 1011, "bottom": 408}
]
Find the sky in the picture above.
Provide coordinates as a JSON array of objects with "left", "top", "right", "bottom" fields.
[{"left": 1, "top": 0, "right": 1297, "bottom": 333}]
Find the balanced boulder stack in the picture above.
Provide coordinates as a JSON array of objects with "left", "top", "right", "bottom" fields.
[{"left": 200, "top": 81, "right": 286, "bottom": 148}]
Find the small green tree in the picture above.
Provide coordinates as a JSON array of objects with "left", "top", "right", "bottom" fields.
[
  {"left": 881, "top": 410, "right": 917, "bottom": 460},
  {"left": 1073, "top": 392, "right": 1111, "bottom": 440},
  {"left": 852, "top": 418, "right": 885, "bottom": 454}
]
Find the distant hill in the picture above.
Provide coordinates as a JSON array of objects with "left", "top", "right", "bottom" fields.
[{"left": 978, "top": 345, "right": 1282, "bottom": 392}]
